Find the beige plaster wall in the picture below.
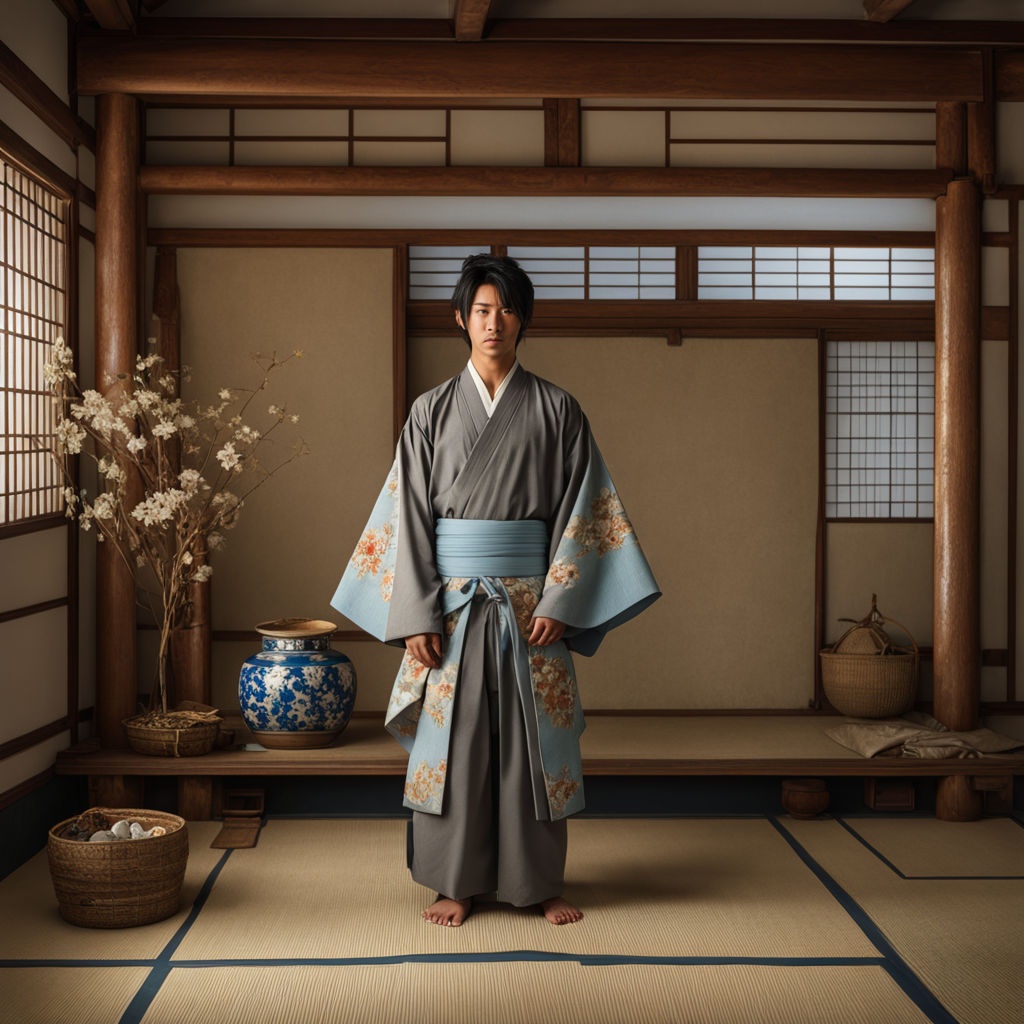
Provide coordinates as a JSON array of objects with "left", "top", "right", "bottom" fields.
[
  {"left": 173, "top": 248, "right": 399, "bottom": 713},
  {"left": 409, "top": 332, "right": 819, "bottom": 709}
]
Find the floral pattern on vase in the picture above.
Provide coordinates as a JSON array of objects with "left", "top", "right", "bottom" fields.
[{"left": 239, "top": 619, "right": 356, "bottom": 748}]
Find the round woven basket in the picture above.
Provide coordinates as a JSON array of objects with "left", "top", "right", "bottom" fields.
[
  {"left": 47, "top": 808, "right": 188, "bottom": 928},
  {"left": 122, "top": 717, "right": 219, "bottom": 757},
  {"left": 820, "top": 598, "right": 919, "bottom": 718}
]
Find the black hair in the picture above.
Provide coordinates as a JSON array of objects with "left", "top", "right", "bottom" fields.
[{"left": 450, "top": 253, "right": 534, "bottom": 348}]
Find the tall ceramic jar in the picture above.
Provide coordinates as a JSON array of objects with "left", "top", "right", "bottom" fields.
[{"left": 239, "top": 619, "right": 356, "bottom": 749}]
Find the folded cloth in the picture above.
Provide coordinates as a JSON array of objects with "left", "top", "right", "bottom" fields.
[{"left": 825, "top": 711, "right": 1024, "bottom": 759}]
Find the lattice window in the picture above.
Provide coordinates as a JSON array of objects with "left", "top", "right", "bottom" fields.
[
  {"left": 410, "top": 245, "right": 677, "bottom": 300},
  {"left": 0, "top": 156, "right": 68, "bottom": 526},
  {"left": 825, "top": 340, "right": 934, "bottom": 520},
  {"left": 408, "top": 246, "right": 483, "bottom": 300},
  {"left": 698, "top": 246, "right": 934, "bottom": 301}
]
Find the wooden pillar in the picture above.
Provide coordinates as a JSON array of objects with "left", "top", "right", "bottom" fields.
[
  {"left": 153, "top": 246, "right": 212, "bottom": 705},
  {"left": 933, "top": 177, "right": 982, "bottom": 822},
  {"left": 95, "top": 93, "right": 139, "bottom": 747},
  {"left": 935, "top": 101, "right": 967, "bottom": 176}
]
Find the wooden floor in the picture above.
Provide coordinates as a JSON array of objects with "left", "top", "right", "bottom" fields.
[{"left": 56, "top": 714, "right": 1024, "bottom": 778}]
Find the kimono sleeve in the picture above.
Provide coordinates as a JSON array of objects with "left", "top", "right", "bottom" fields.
[
  {"left": 533, "top": 425, "right": 660, "bottom": 657},
  {"left": 330, "top": 401, "right": 443, "bottom": 645}
]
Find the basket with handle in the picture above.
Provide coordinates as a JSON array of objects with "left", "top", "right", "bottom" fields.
[
  {"left": 819, "top": 595, "right": 919, "bottom": 718},
  {"left": 47, "top": 808, "right": 188, "bottom": 928}
]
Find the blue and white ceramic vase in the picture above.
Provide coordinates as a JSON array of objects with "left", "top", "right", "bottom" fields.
[{"left": 239, "top": 618, "right": 356, "bottom": 749}]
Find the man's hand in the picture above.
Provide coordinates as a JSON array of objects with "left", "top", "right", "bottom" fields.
[
  {"left": 406, "top": 632, "right": 443, "bottom": 669},
  {"left": 528, "top": 616, "right": 566, "bottom": 647}
]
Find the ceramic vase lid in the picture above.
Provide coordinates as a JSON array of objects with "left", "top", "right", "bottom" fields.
[{"left": 255, "top": 618, "right": 337, "bottom": 639}]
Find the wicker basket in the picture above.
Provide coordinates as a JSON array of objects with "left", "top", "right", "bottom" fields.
[
  {"left": 47, "top": 808, "right": 188, "bottom": 928},
  {"left": 122, "top": 709, "right": 220, "bottom": 757},
  {"left": 820, "top": 596, "right": 919, "bottom": 718}
]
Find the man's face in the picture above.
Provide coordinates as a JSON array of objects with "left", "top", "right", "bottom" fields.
[{"left": 456, "top": 283, "right": 521, "bottom": 366}]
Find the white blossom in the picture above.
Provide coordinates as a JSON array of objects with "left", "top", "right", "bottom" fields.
[
  {"left": 268, "top": 404, "right": 282, "bottom": 416},
  {"left": 290, "top": 414, "right": 300, "bottom": 424},
  {"left": 55, "top": 419, "right": 86, "bottom": 454},
  {"left": 92, "top": 492, "right": 116, "bottom": 520},
  {"left": 178, "top": 468, "right": 202, "bottom": 493},
  {"left": 152, "top": 421, "right": 177, "bottom": 439},
  {"left": 176, "top": 414, "right": 195, "bottom": 430},
  {"left": 219, "top": 388, "right": 232, "bottom": 400},
  {"left": 181, "top": 551, "right": 193, "bottom": 565},
  {"left": 193, "top": 564, "right": 213, "bottom": 582},
  {"left": 130, "top": 488, "right": 187, "bottom": 528},
  {"left": 127, "top": 435, "right": 147, "bottom": 454},
  {"left": 207, "top": 531, "right": 225, "bottom": 550},
  {"left": 216, "top": 442, "right": 240, "bottom": 471}
]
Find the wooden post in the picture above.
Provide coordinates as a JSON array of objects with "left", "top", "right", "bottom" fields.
[
  {"left": 935, "top": 101, "right": 967, "bottom": 176},
  {"left": 95, "top": 93, "right": 139, "bottom": 747},
  {"left": 933, "top": 177, "right": 982, "bottom": 822},
  {"left": 153, "top": 246, "right": 212, "bottom": 705}
]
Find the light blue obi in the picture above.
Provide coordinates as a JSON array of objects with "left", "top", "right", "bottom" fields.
[{"left": 434, "top": 518, "right": 548, "bottom": 578}]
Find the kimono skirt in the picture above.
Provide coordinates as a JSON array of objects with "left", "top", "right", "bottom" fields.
[{"left": 410, "top": 517, "right": 568, "bottom": 907}]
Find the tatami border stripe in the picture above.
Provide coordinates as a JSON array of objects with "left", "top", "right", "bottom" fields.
[
  {"left": 768, "top": 815, "right": 958, "bottom": 1024},
  {"left": 117, "top": 849, "right": 234, "bottom": 1024},
  {"left": 835, "top": 816, "right": 1024, "bottom": 880}
]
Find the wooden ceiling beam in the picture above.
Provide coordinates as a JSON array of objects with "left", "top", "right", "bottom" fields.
[
  {"left": 82, "top": 0, "right": 135, "bottom": 31},
  {"left": 453, "top": 0, "right": 492, "bottom": 42},
  {"left": 138, "top": 164, "right": 952, "bottom": 199},
  {"left": 864, "top": 0, "right": 916, "bottom": 23},
  {"left": 124, "top": 18, "right": 1024, "bottom": 46},
  {"left": 77, "top": 37, "right": 983, "bottom": 101}
]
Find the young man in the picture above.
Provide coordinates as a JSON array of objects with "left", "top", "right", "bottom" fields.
[{"left": 332, "top": 255, "right": 659, "bottom": 927}]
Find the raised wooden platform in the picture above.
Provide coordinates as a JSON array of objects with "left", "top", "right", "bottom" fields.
[{"left": 55, "top": 715, "right": 1024, "bottom": 819}]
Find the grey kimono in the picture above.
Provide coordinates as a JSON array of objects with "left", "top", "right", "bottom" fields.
[{"left": 331, "top": 364, "right": 660, "bottom": 823}]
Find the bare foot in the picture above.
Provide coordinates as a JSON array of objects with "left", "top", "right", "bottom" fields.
[
  {"left": 422, "top": 896, "right": 471, "bottom": 927},
  {"left": 540, "top": 897, "right": 583, "bottom": 925}
]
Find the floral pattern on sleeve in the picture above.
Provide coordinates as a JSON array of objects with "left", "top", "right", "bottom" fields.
[
  {"left": 544, "top": 765, "right": 580, "bottom": 819},
  {"left": 530, "top": 650, "right": 575, "bottom": 729},
  {"left": 565, "top": 487, "right": 633, "bottom": 558},
  {"left": 351, "top": 522, "right": 394, "bottom": 578},
  {"left": 404, "top": 759, "right": 447, "bottom": 814}
]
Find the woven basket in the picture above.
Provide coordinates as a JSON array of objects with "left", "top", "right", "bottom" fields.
[
  {"left": 820, "top": 596, "right": 919, "bottom": 718},
  {"left": 122, "top": 712, "right": 219, "bottom": 757},
  {"left": 47, "top": 808, "right": 188, "bottom": 928}
]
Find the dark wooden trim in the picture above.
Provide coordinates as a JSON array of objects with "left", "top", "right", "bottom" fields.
[
  {"left": 78, "top": 223, "right": 95, "bottom": 244},
  {"left": 77, "top": 38, "right": 985, "bottom": 102},
  {"left": 984, "top": 232, "right": 1013, "bottom": 247},
  {"left": 0, "top": 767, "right": 57, "bottom": 813},
  {"left": 66, "top": 194, "right": 80, "bottom": 748},
  {"left": 555, "top": 99, "right": 580, "bottom": 167},
  {"left": 147, "top": 228, "right": 939, "bottom": 248},
  {"left": 0, "top": 40, "right": 95, "bottom": 152},
  {"left": 996, "top": 49, "right": 1024, "bottom": 101},
  {"left": 935, "top": 101, "right": 967, "bottom": 176},
  {"left": 815, "top": 330, "right": 827, "bottom": 711},
  {"left": 138, "top": 165, "right": 954, "bottom": 198},
  {"left": 543, "top": 99, "right": 557, "bottom": 167},
  {"left": 453, "top": 0, "right": 492, "bottom": 42},
  {"left": 77, "top": 179, "right": 97, "bottom": 209},
  {"left": 967, "top": 48, "right": 997, "bottom": 194},
  {"left": 0, "top": 514, "right": 66, "bottom": 540},
  {"left": 864, "top": 0, "right": 916, "bottom": 23},
  {"left": 1009, "top": 198, "right": 1019, "bottom": 702},
  {"left": 0, "top": 718, "right": 71, "bottom": 762},
  {"left": 82, "top": 0, "right": 135, "bottom": 30},
  {"left": 410, "top": 299, "right": 942, "bottom": 335},
  {"left": 50, "top": 0, "right": 82, "bottom": 20},
  {"left": 125, "top": 17, "right": 1024, "bottom": 46},
  {"left": 0, "top": 597, "right": 70, "bottom": 626},
  {"left": 0, "top": 119, "right": 76, "bottom": 199}
]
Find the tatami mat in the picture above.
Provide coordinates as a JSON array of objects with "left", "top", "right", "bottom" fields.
[
  {"left": 781, "top": 818, "right": 1024, "bottom": 1024},
  {"left": 838, "top": 816, "right": 1024, "bottom": 877},
  {"left": 1, "top": 966, "right": 151, "bottom": 1024},
  {"left": 172, "top": 818, "right": 878, "bottom": 961},
  {"left": 142, "top": 962, "right": 932, "bottom": 1024},
  {"left": 0, "top": 822, "right": 223, "bottom": 961}
]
